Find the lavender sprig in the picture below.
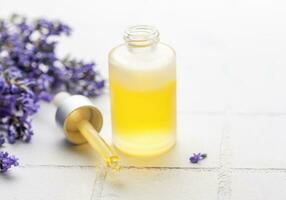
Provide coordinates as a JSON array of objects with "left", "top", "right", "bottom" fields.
[
  {"left": 0, "top": 152, "right": 18, "bottom": 172},
  {"left": 0, "top": 14, "right": 105, "bottom": 172}
]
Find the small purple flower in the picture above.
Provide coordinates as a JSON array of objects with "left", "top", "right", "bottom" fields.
[
  {"left": 6, "top": 116, "right": 33, "bottom": 144},
  {"left": 7, "top": 124, "right": 17, "bottom": 144},
  {"left": 0, "top": 76, "right": 6, "bottom": 93},
  {"left": 0, "top": 95, "right": 16, "bottom": 118},
  {"left": 189, "top": 153, "right": 207, "bottom": 164},
  {"left": 0, "top": 151, "right": 19, "bottom": 173},
  {"left": 20, "top": 118, "right": 33, "bottom": 143},
  {"left": 17, "top": 93, "right": 39, "bottom": 115}
]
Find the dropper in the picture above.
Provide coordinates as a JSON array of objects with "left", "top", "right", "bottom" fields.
[{"left": 54, "top": 92, "right": 120, "bottom": 171}]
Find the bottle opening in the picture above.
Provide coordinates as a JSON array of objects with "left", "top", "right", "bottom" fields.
[{"left": 124, "top": 25, "right": 160, "bottom": 47}]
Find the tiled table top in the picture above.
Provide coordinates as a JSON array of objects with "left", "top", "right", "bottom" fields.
[{"left": 1, "top": 0, "right": 286, "bottom": 199}]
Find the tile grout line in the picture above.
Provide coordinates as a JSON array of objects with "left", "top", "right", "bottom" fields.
[
  {"left": 89, "top": 175, "right": 98, "bottom": 200},
  {"left": 90, "top": 169, "right": 107, "bottom": 200},
  {"left": 18, "top": 164, "right": 286, "bottom": 173},
  {"left": 18, "top": 164, "right": 217, "bottom": 171},
  {"left": 231, "top": 168, "right": 286, "bottom": 173},
  {"left": 217, "top": 110, "right": 232, "bottom": 200},
  {"left": 121, "top": 166, "right": 217, "bottom": 171}
]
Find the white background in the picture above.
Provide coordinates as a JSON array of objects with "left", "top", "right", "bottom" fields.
[{"left": 1, "top": 0, "right": 286, "bottom": 199}]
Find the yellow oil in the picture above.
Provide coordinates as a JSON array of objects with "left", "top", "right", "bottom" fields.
[
  {"left": 77, "top": 120, "right": 120, "bottom": 171},
  {"left": 110, "top": 77, "right": 176, "bottom": 156}
]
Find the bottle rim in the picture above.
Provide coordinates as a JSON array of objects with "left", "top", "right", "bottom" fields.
[{"left": 123, "top": 25, "right": 160, "bottom": 47}]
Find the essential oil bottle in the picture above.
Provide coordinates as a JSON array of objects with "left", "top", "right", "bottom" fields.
[{"left": 108, "top": 25, "right": 176, "bottom": 156}]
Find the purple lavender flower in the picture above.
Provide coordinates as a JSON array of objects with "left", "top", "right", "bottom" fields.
[
  {"left": 0, "top": 14, "right": 105, "bottom": 151},
  {"left": 17, "top": 93, "right": 39, "bottom": 115},
  {"left": 0, "top": 151, "right": 18, "bottom": 172},
  {"left": 0, "top": 95, "right": 16, "bottom": 118},
  {"left": 6, "top": 116, "right": 33, "bottom": 143},
  {"left": 189, "top": 153, "right": 207, "bottom": 164},
  {"left": 0, "top": 76, "right": 6, "bottom": 92}
]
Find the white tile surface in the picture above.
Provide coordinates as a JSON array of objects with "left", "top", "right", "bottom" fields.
[
  {"left": 230, "top": 115, "right": 286, "bottom": 169},
  {"left": 227, "top": 62, "right": 286, "bottom": 113},
  {"left": 0, "top": 167, "right": 96, "bottom": 200},
  {"left": 101, "top": 169, "right": 218, "bottom": 200},
  {"left": 178, "top": 66, "right": 227, "bottom": 113},
  {"left": 231, "top": 170, "right": 286, "bottom": 200}
]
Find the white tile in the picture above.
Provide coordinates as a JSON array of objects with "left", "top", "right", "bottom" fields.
[
  {"left": 178, "top": 65, "right": 227, "bottom": 113},
  {"left": 226, "top": 61, "right": 286, "bottom": 113},
  {"left": 224, "top": 8, "right": 286, "bottom": 113},
  {"left": 0, "top": 167, "right": 96, "bottom": 200},
  {"left": 91, "top": 92, "right": 111, "bottom": 112},
  {"left": 101, "top": 169, "right": 218, "bottom": 200},
  {"left": 230, "top": 115, "right": 286, "bottom": 168},
  {"left": 231, "top": 170, "right": 286, "bottom": 200}
]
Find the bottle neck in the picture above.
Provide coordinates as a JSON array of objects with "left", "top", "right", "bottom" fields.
[{"left": 124, "top": 25, "right": 160, "bottom": 48}]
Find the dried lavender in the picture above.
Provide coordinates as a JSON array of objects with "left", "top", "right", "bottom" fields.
[
  {"left": 189, "top": 153, "right": 207, "bottom": 164},
  {"left": 0, "top": 151, "right": 18, "bottom": 172},
  {"left": 0, "top": 14, "right": 105, "bottom": 172}
]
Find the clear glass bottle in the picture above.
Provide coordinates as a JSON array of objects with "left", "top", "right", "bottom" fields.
[{"left": 108, "top": 25, "right": 176, "bottom": 156}]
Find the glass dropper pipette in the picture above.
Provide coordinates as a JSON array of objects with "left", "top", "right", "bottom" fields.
[{"left": 54, "top": 92, "right": 120, "bottom": 171}]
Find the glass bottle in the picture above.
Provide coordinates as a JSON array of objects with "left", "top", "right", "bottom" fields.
[{"left": 108, "top": 25, "right": 176, "bottom": 156}]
